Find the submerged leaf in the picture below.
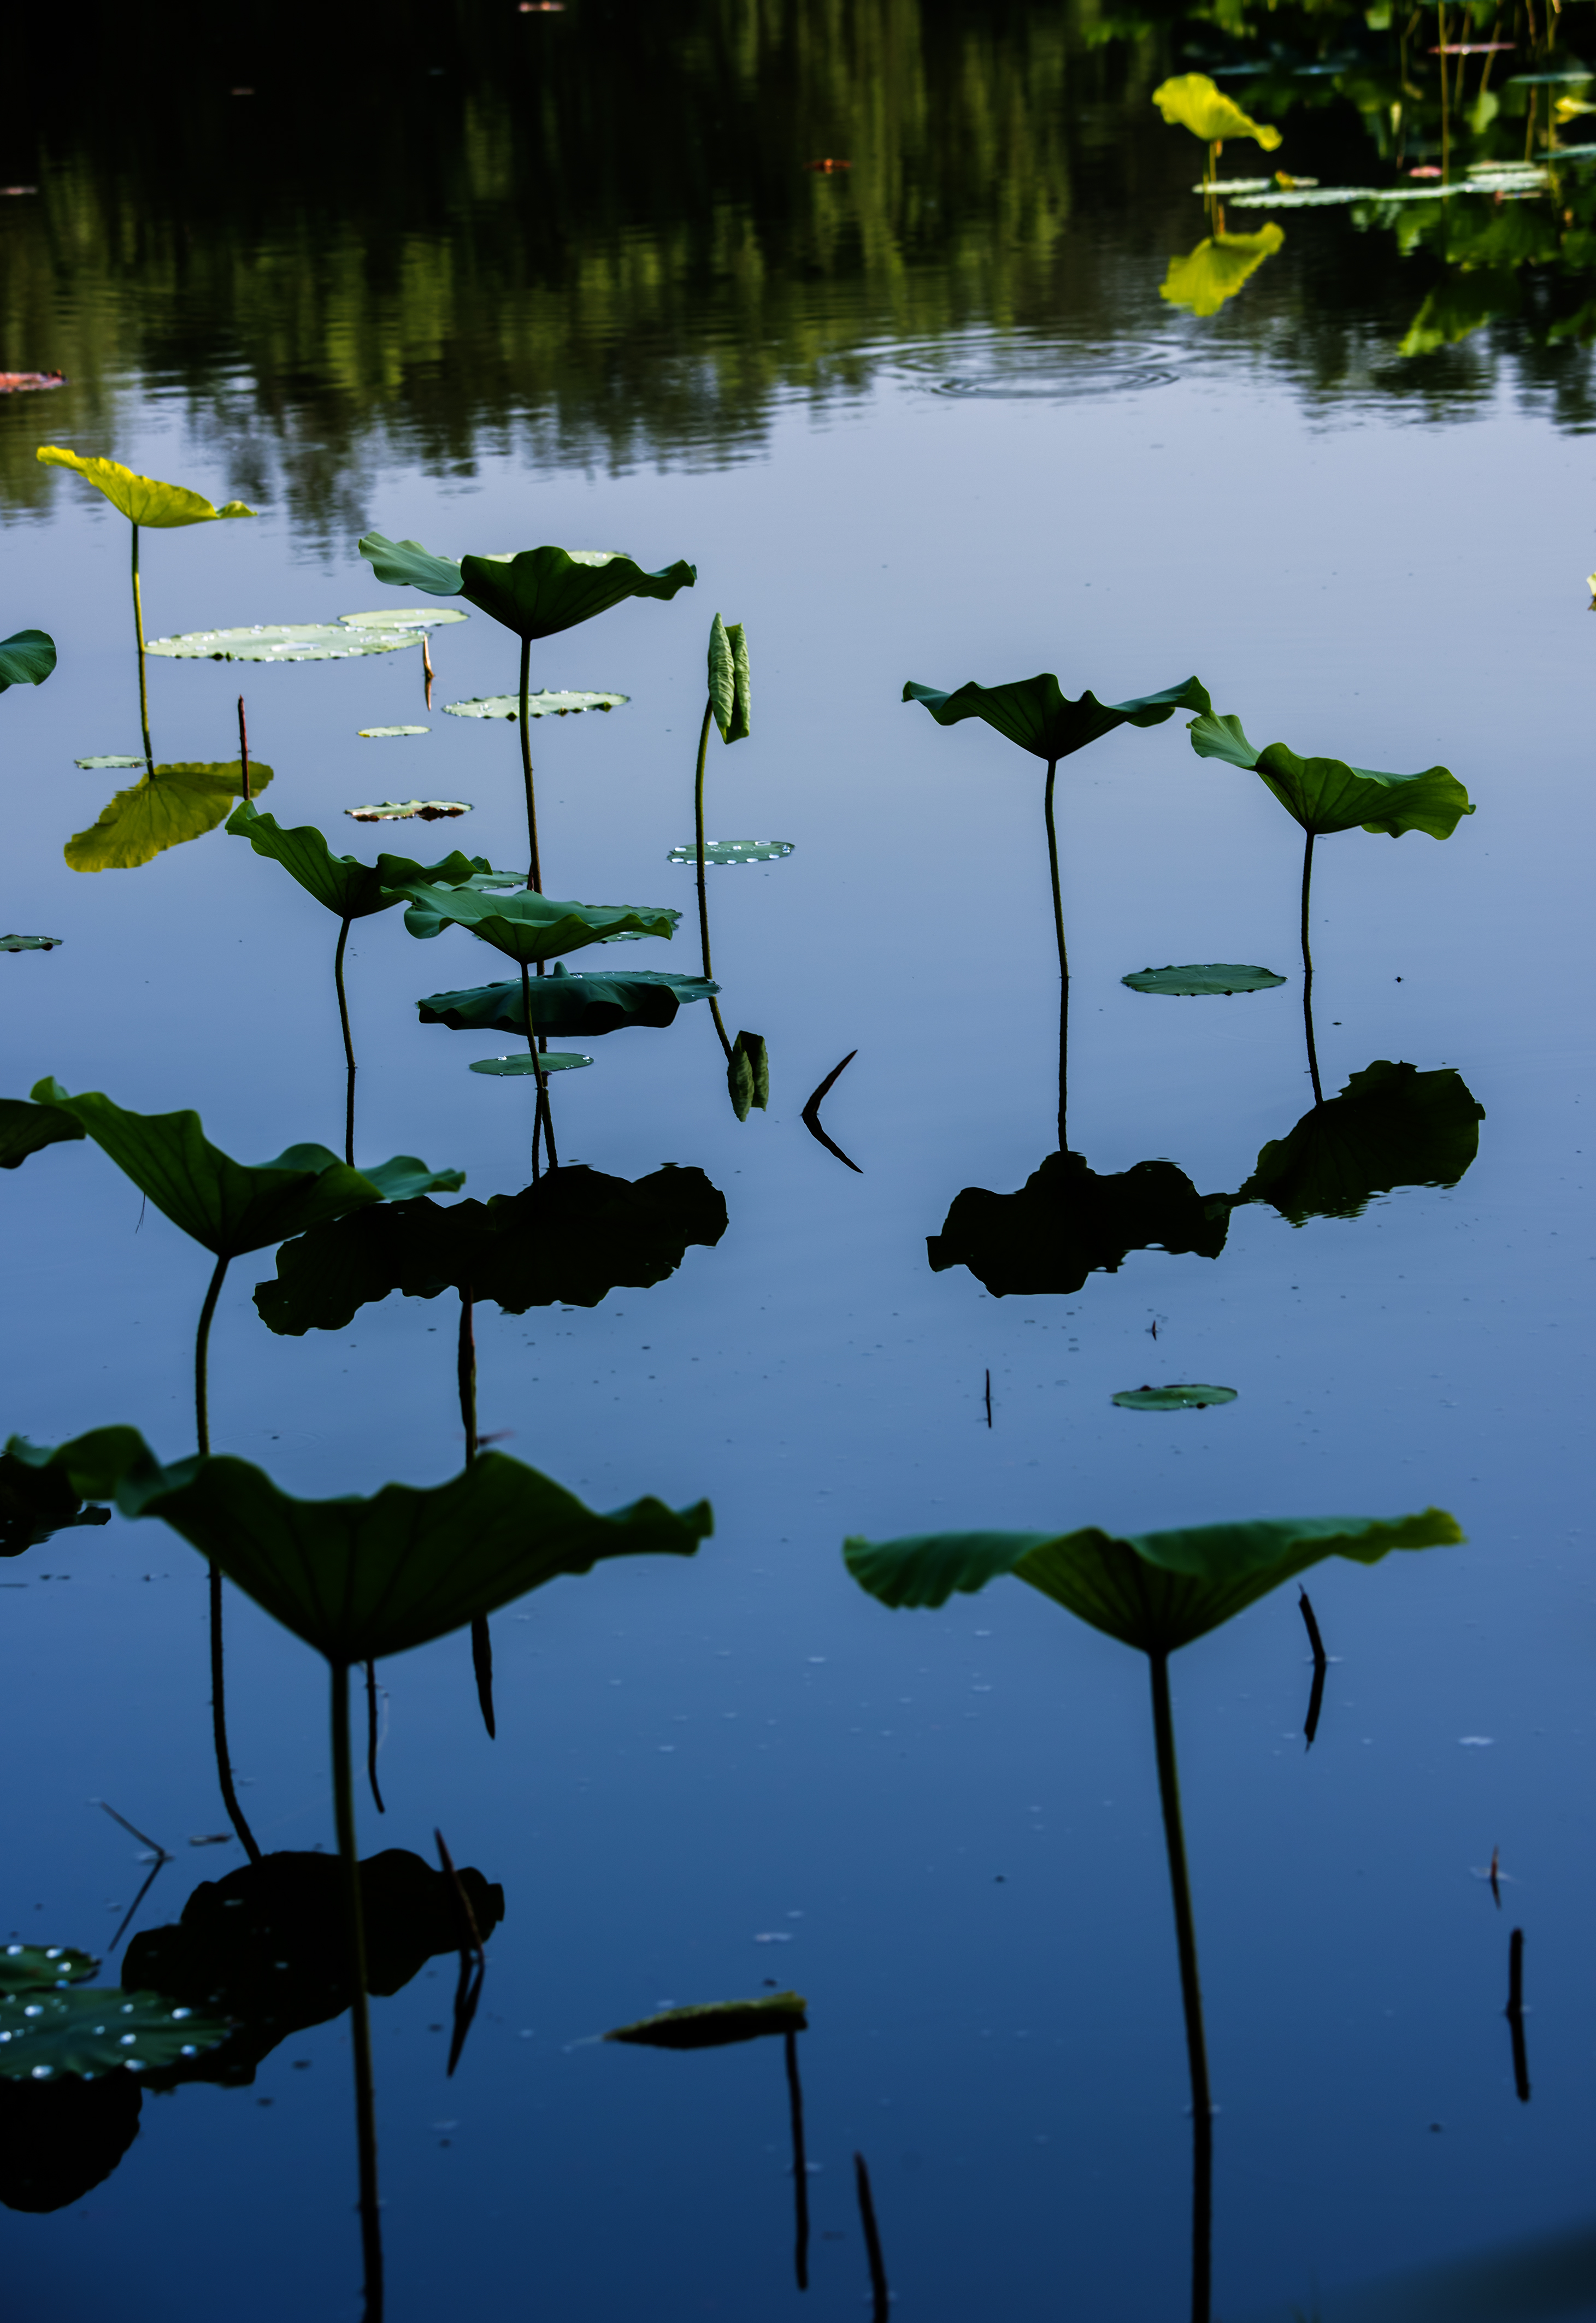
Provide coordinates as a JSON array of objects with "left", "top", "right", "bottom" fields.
[
  {"left": 606, "top": 1993, "right": 806, "bottom": 2049},
  {"left": 419, "top": 966, "right": 715, "bottom": 1037},
  {"left": 359, "top": 533, "right": 696, "bottom": 640},
  {"left": 1123, "top": 964, "right": 1286, "bottom": 995},
  {"left": 904, "top": 672, "right": 1211, "bottom": 761},
  {"left": 0, "top": 1988, "right": 230, "bottom": 2080},
  {"left": 226, "top": 804, "right": 489, "bottom": 921},
  {"left": 1236, "top": 1060, "right": 1485, "bottom": 1223},
  {"left": 1188, "top": 714, "right": 1475, "bottom": 837},
  {"left": 28, "top": 1081, "right": 462, "bottom": 1258},
  {"left": 7, "top": 1432, "right": 712, "bottom": 1665},
  {"left": 468, "top": 1053, "right": 591, "bottom": 1075},
  {"left": 666, "top": 840, "right": 793, "bottom": 865},
  {"left": 707, "top": 615, "right": 751, "bottom": 745},
  {"left": 442, "top": 691, "right": 628, "bottom": 719},
  {"left": 36, "top": 447, "right": 254, "bottom": 527},
  {"left": 844, "top": 1508, "right": 1460, "bottom": 1654},
  {"left": 1161, "top": 226, "right": 1285, "bottom": 316},
  {"left": 0, "top": 629, "right": 56, "bottom": 691},
  {"left": 0, "top": 1947, "right": 96, "bottom": 1995},
  {"left": 0, "top": 1095, "right": 86, "bottom": 1170},
  {"left": 1152, "top": 73, "right": 1283, "bottom": 147},
  {"left": 728, "top": 1030, "right": 769, "bottom": 1121},
  {"left": 1112, "top": 1384, "right": 1238, "bottom": 1410},
  {"left": 391, "top": 881, "right": 679, "bottom": 964},
  {"left": 929, "top": 1149, "right": 1229, "bottom": 1297},
  {"left": 66, "top": 761, "right": 273, "bottom": 874}
]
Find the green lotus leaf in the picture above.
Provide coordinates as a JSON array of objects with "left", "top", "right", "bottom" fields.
[
  {"left": 73, "top": 757, "right": 146, "bottom": 770},
  {"left": 390, "top": 880, "right": 679, "bottom": 964},
  {"left": 666, "top": 840, "right": 793, "bottom": 865},
  {"left": 6, "top": 1430, "right": 712, "bottom": 1665},
  {"left": 843, "top": 1508, "right": 1460, "bottom": 1654},
  {"left": 441, "top": 691, "right": 628, "bottom": 720},
  {"left": 1236, "top": 1061, "right": 1485, "bottom": 1224},
  {"left": 728, "top": 1030, "right": 769, "bottom": 1122},
  {"left": 254, "top": 1164, "right": 729, "bottom": 1334},
  {"left": 469, "top": 1052, "right": 591, "bottom": 1075},
  {"left": 1161, "top": 226, "right": 1285, "bottom": 316},
  {"left": 1152, "top": 73, "right": 1283, "bottom": 148},
  {"left": 708, "top": 614, "right": 751, "bottom": 745},
  {"left": 0, "top": 1947, "right": 97, "bottom": 1995},
  {"left": 0, "top": 1095, "right": 86, "bottom": 1170},
  {"left": 0, "top": 629, "right": 56, "bottom": 691},
  {"left": 124, "top": 1848, "right": 503, "bottom": 2089},
  {"left": 355, "top": 729, "right": 431, "bottom": 742},
  {"left": 929, "top": 1149, "right": 1229, "bottom": 1297},
  {"left": 66, "top": 761, "right": 273, "bottom": 874},
  {"left": 36, "top": 446, "right": 255, "bottom": 528},
  {"left": 225, "top": 803, "right": 491, "bottom": 922},
  {"left": 358, "top": 532, "right": 697, "bottom": 640},
  {"left": 27, "top": 1081, "right": 463, "bottom": 1258},
  {"left": 1189, "top": 714, "right": 1475, "bottom": 838},
  {"left": 0, "top": 935, "right": 62, "bottom": 953},
  {"left": 338, "top": 609, "right": 468, "bottom": 635},
  {"left": 606, "top": 1994, "right": 806, "bottom": 2050},
  {"left": 1112, "top": 1384, "right": 1239, "bottom": 1410},
  {"left": 1123, "top": 964, "right": 1286, "bottom": 995},
  {"left": 903, "top": 673, "right": 1211, "bottom": 761},
  {"left": 146, "top": 624, "right": 411, "bottom": 664},
  {"left": 419, "top": 966, "right": 716, "bottom": 1037},
  {"left": 0, "top": 1986, "right": 231, "bottom": 2080},
  {"left": 346, "top": 799, "right": 469, "bottom": 821},
  {"left": 0, "top": 1442, "right": 112, "bottom": 1556}
]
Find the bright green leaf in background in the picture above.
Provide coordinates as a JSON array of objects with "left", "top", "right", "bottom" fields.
[
  {"left": 1161, "top": 226, "right": 1285, "bottom": 316},
  {"left": 391, "top": 880, "right": 679, "bottom": 963},
  {"left": 904, "top": 672, "right": 1211, "bottom": 761},
  {"left": 708, "top": 614, "right": 751, "bottom": 745},
  {"left": 0, "top": 629, "right": 56, "bottom": 691},
  {"left": 36, "top": 447, "right": 255, "bottom": 527},
  {"left": 1188, "top": 712, "right": 1475, "bottom": 838},
  {"left": 1236, "top": 1060, "right": 1485, "bottom": 1224},
  {"left": 66, "top": 762, "right": 273, "bottom": 873},
  {"left": 605, "top": 1994, "right": 806, "bottom": 2049},
  {"left": 0, "top": 1988, "right": 231, "bottom": 2080},
  {"left": 357, "top": 535, "right": 696, "bottom": 640},
  {"left": 1151, "top": 73, "right": 1283, "bottom": 149}
]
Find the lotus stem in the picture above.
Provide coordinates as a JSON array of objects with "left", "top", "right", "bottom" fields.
[
  {"left": 331, "top": 1659, "right": 384, "bottom": 2320},
  {"left": 195, "top": 1251, "right": 262, "bottom": 1864},
  {"left": 335, "top": 916, "right": 357, "bottom": 1166},
  {"left": 693, "top": 698, "right": 715, "bottom": 981},
  {"left": 1300, "top": 832, "right": 1323, "bottom": 1106},
  {"left": 1148, "top": 1650, "right": 1212, "bottom": 2323},
  {"left": 519, "top": 960, "right": 558, "bottom": 1179},
  {"left": 458, "top": 1287, "right": 496, "bottom": 1740},
  {"left": 236, "top": 694, "right": 251, "bottom": 804},
  {"left": 131, "top": 523, "right": 153, "bottom": 775},
  {"left": 853, "top": 2153, "right": 890, "bottom": 2323},
  {"left": 1044, "top": 756, "right": 1070, "bottom": 1148},
  {"left": 364, "top": 1660, "right": 385, "bottom": 1813},
  {"left": 706, "top": 994, "right": 735, "bottom": 1065},
  {"left": 519, "top": 634, "right": 543, "bottom": 894},
  {"left": 785, "top": 2029, "right": 810, "bottom": 2292},
  {"left": 195, "top": 1253, "right": 228, "bottom": 1459}
]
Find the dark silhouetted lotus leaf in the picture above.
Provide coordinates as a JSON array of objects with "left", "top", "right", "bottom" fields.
[
  {"left": 0, "top": 1094, "right": 85, "bottom": 1170},
  {"left": 36, "top": 448, "right": 254, "bottom": 527},
  {"left": 606, "top": 1994, "right": 807, "bottom": 2050},
  {"left": 0, "top": 629, "right": 55, "bottom": 691},
  {"left": 225, "top": 802, "right": 492, "bottom": 922},
  {"left": 391, "top": 880, "right": 679, "bottom": 963},
  {"left": 1188, "top": 713, "right": 1475, "bottom": 839},
  {"left": 66, "top": 760, "right": 274, "bottom": 873},
  {"left": 903, "top": 673, "right": 1211, "bottom": 760},
  {"left": 357, "top": 535, "right": 696, "bottom": 640},
  {"left": 1236, "top": 1060, "right": 1485, "bottom": 1224},
  {"left": 0, "top": 2073, "right": 144, "bottom": 2212},
  {"left": 419, "top": 966, "right": 716, "bottom": 1037},
  {"left": 928, "top": 1150, "right": 1229, "bottom": 1298},
  {"left": 254, "top": 1164, "right": 729, "bottom": 1334},
  {"left": 0, "top": 1447, "right": 112, "bottom": 1556}
]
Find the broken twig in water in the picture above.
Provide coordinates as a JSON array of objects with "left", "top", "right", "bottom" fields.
[
  {"left": 435, "top": 1827, "right": 485, "bottom": 2078},
  {"left": 97, "top": 1800, "right": 173, "bottom": 1953},
  {"left": 1505, "top": 1927, "right": 1530, "bottom": 2103},
  {"left": 855, "top": 2151, "right": 891, "bottom": 2322},
  {"left": 1299, "top": 1587, "right": 1329, "bottom": 1749},
  {"left": 786, "top": 2027, "right": 810, "bottom": 2290},
  {"left": 801, "top": 1048, "right": 861, "bottom": 1173},
  {"left": 985, "top": 1368, "right": 993, "bottom": 1429}
]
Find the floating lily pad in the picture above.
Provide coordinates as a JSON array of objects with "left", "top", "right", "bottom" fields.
[
  {"left": 442, "top": 690, "right": 628, "bottom": 720},
  {"left": 346, "top": 799, "right": 470, "bottom": 822},
  {"left": 468, "top": 1053, "right": 592, "bottom": 1075},
  {"left": 0, "top": 1989, "right": 230, "bottom": 2080},
  {"left": 1123, "top": 964, "right": 1286, "bottom": 996},
  {"left": 0, "top": 935, "right": 62, "bottom": 952},
  {"left": 0, "top": 1947, "right": 97, "bottom": 1995},
  {"left": 356, "top": 727, "right": 430, "bottom": 740},
  {"left": 1112, "top": 1384, "right": 1239, "bottom": 1410},
  {"left": 605, "top": 1994, "right": 808, "bottom": 2049},
  {"left": 148, "top": 624, "right": 413, "bottom": 664},
  {"left": 73, "top": 757, "right": 146, "bottom": 771},
  {"left": 338, "top": 609, "right": 468, "bottom": 634},
  {"left": 666, "top": 840, "right": 795, "bottom": 865}
]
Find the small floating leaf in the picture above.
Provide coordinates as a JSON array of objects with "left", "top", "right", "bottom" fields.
[
  {"left": 73, "top": 756, "right": 146, "bottom": 771},
  {"left": 0, "top": 1988, "right": 231, "bottom": 2080},
  {"left": 1123, "top": 964, "right": 1286, "bottom": 995},
  {"left": 1112, "top": 1384, "right": 1239, "bottom": 1410},
  {"left": 36, "top": 448, "right": 254, "bottom": 528},
  {"left": 0, "top": 629, "right": 56, "bottom": 691},
  {"left": 666, "top": 840, "right": 794, "bottom": 865},
  {"left": 442, "top": 691, "right": 628, "bottom": 720},
  {"left": 148, "top": 624, "right": 412, "bottom": 664},
  {"left": 0, "top": 1947, "right": 97, "bottom": 1995},
  {"left": 468, "top": 1053, "right": 592, "bottom": 1075},
  {"left": 66, "top": 762, "right": 273, "bottom": 873},
  {"left": 0, "top": 935, "right": 62, "bottom": 953},
  {"left": 420, "top": 967, "right": 714, "bottom": 1036},
  {"left": 605, "top": 1993, "right": 806, "bottom": 2049},
  {"left": 356, "top": 727, "right": 431, "bottom": 741},
  {"left": 347, "top": 798, "right": 469, "bottom": 820}
]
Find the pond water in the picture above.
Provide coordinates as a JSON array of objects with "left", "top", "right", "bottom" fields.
[{"left": 2, "top": 4, "right": 1594, "bottom": 2319}]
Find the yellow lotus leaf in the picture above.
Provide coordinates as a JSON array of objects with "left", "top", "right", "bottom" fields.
[
  {"left": 36, "top": 446, "right": 255, "bottom": 527},
  {"left": 1160, "top": 226, "right": 1285, "bottom": 317},
  {"left": 66, "top": 762, "right": 273, "bottom": 873},
  {"left": 1152, "top": 73, "right": 1283, "bottom": 150}
]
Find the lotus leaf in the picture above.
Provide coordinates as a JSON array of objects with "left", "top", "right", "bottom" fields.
[
  {"left": 1112, "top": 1384, "right": 1238, "bottom": 1410},
  {"left": 339, "top": 610, "right": 468, "bottom": 635},
  {"left": 1161, "top": 226, "right": 1285, "bottom": 316},
  {"left": 929, "top": 1150, "right": 1229, "bottom": 1297},
  {"left": 1236, "top": 1061, "right": 1485, "bottom": 1224},
  {"left": 903, "top": 672, "right": 1211, "bottom": 760},
  {"left": 146, "top": 624, "right": 412, "bottom": 664},
  {"left": 442, "top": 691, "right": 627, "bottom": 719},
  {"left": 5, "top": 1430, "right": 712, "bottom": 1665},
  {"left": 358, "top": 534, "right": 697, "bottom": 641},
  {"left": 0, "top": 1441, "right": 113, "bottom": 1557},
  {"left": 843, "top": 1508, "right": 1460, "bottom": 1654},
  {"left": 0, "top": 1947, "right": 97, "bottom": 1995},
  {"left": 1152, "top": 73, "right": 1283, "bottom": 148},
  {"left": 254, "top": 1164, "right": 729, "bottom": 1333},
  {"left": 0, "top": 1095, "right": 86, "bottom": 1170},
  {"left": 667, "top": 840, "right": 793, "bottom": 865},
  {"left": 419, "top": 966, "right": 716, "bottom": 1037},
  {"left": 606, "top": 1994, "right": 807, "bottom": 2050},
  {"left": 356, "top": 728, "right": 431, "bottom": 741},
  {"left": 73, "top": 756, "right": 145, "bottom": 770},
  {"left": 391, "top": 880, "right": 679, "bottom": 963},
  {"left": 469, "top": 1053, "right": 591, "bottom": 1075},
  {"left": 66, "top": 761, "right": 273, "bottom": 874},
  {"left": 347, "top": 799, "right": 469, "bottom": 821},
  {"left": 0, "top": 1988, "right": 230, "bottom": 2080},
  {"left": 708, "top": 614, "right": 751, "bottom": 745},
  {"left": 0, "top": 935, "right": 62, "bottom": 954},
  {"left": 225, "top": 804, "right": 491, "bottom": 922},
  {"left": 0, "top": 629, "right": 56, "bottom": 691},
  {"left": 1188, "top": 713, "right": 1475, "bottom": 838},
  {"left": 27, "top": 1081, "right": 463, "bottom": 1258},
  {"left": 1123, "top": 964, "right": 1286, "bottom": 995},
  {"left": 36, "top": 447, "right": 255, "bottom": 528},
  {"left": 729, "top": 1030, "right": 769, "bottom": 1122}
]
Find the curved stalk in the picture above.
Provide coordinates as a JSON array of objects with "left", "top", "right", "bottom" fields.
[
  {"left": 196, "top": 1252, "right": 262, "bottom": 1862},
  {"left": 1300, "top": 830, "right": 1323, "bottom": 1106},
  {"left": 364, "top": 1661, "right": 385, "bottom": 1814},
  {"left": 692, "top": 698, "right": 715, "bottom": 980},
  {"left": 458, "top": 1287, "right": 496, "bottom": 1739},
  {"left": 334, "top": 915, "right": 357, "bottom": 1165},
  {"left": 331, "top": 1659, "right": 384, "bottom": 2319},
  {"left": 785, "top": 2028, "right": 810, "bottom": 2292},
  {"left": 131, "top": 523, "right": 153, "bottom": 774},
  {"left": 519, "top": 634, "right": 543, "bottom": 894},
  {"left": 705, "top": 994, "right": 735, "bottom": 1065},
  {"left": 195, "top": 1254, "right": 227, "bottom": 1458},
  {"left": 1148, "top": 1650, "right": 1212, "bottom": 2323},
  {"left": 1044, "top": 758, "right": 1070, "bottom": 1149}
]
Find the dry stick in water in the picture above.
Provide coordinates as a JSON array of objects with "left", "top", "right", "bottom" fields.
[
  {"left": 236, "top": 694, "right": 251, "bottom": 804},
  {"left": 1298, "top": 1587, "right": 1328, "bottom": 1749},
  {"left": 853, "top": 2153, "right": 891, "bottom": 2323},
  {"left": 195, "top": 1253, "right": 262, "bottom": 1864},
  {"left": 435, "top": 1827, "right": 486, "bottom": 2077},
  {"left": 801, "top": 1050, "right": 861, "bottom": 1174},
  {"left": 99, "top": 1801, "right": 174, "bottom": 1952},
  {"left": 1506, "top": 1927, "right": 1531, "bottom": 2102},
  {"left": 458, "top": 1286, "right": 496, "bottom": 1739}
]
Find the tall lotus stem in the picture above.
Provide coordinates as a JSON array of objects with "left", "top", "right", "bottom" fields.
[
  {"left": 331, "top": 1659, "right": 385, "bottom": 2320},
  {"left": 1148, "top": 1650, "right": 1212, "bottom": 2323},
  {"left": 131, "top": 523, "right": 152, "bottom": 774},
  {"left": 1300, "top": 830, "right": 1323, "bottom": 1106},
  {"left": 692, "top": 699, "right": 715, "bottom": 980},
  {"left": 1043, "top": 757, "right": 1070, "bottom": 1147},
  {"left": 236, "top": 694, "right": 251, "bottom": 804},
  {"left": 460, "top": 1286, "right": 495, "bottom": 1739},
  {"left": 334, "top": 916, "right": 357, "bottom": 1166},
  {"left": 519, "top": 961, "right": 558, "bottom": 1179},
  {"left": 196, "top": 1254, "right": 261, "bottom": 1864},
  {"left": 785, "top": 2028, "right": 810, "bottom": 2291},
  {"left": 519, "top": 634, "right": 543, "bottom": 894}
]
